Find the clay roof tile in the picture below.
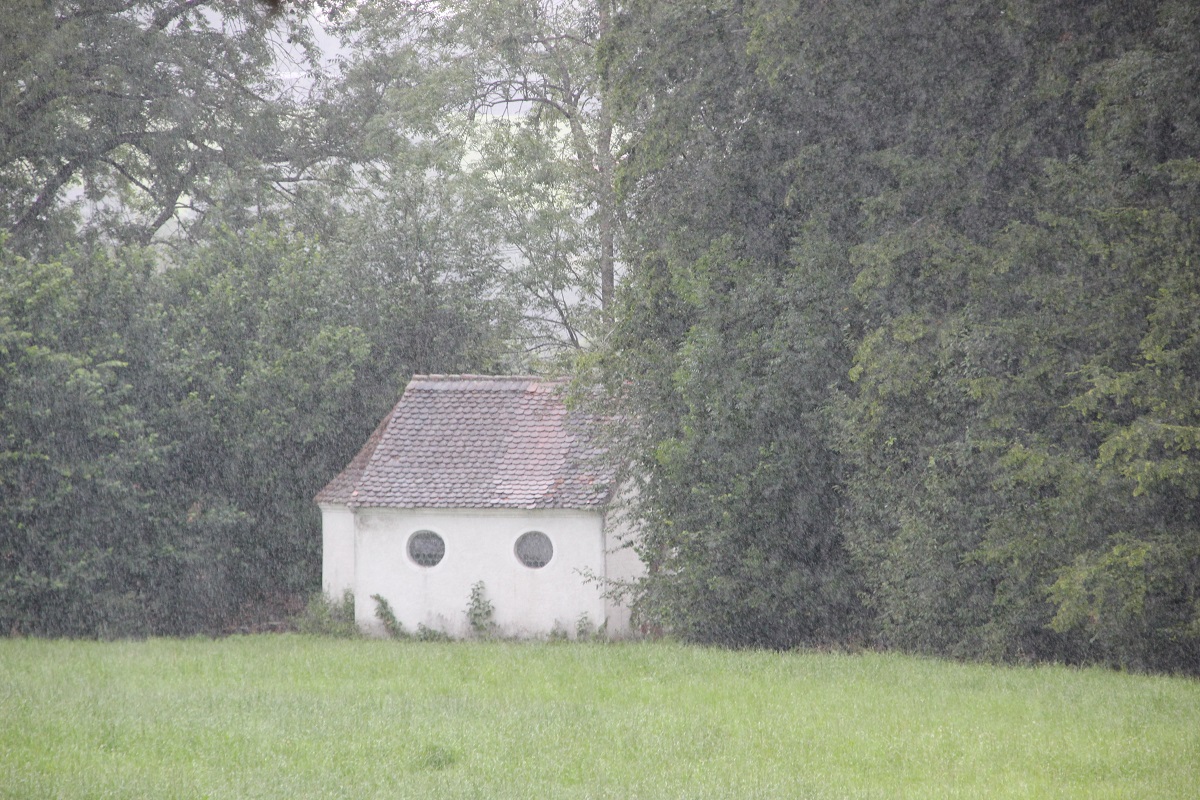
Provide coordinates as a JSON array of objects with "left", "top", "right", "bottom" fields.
[{"left": 314, "top": 375, "right": 611, "bottom": 510}]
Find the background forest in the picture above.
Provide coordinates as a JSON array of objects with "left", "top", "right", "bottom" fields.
[{"left": 1, "top": 0, "right": 1197, "bottom": 673}]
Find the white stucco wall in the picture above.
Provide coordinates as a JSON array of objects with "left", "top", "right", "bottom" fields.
[
  {"left": 602, "top": 509, "right": 645, "bottom": 636},
  {"left": 319, "top": 503, "right": 356, "bottom": 598},
  {"left": 349, "top": 507, "right": 614, "bottom": 638}
]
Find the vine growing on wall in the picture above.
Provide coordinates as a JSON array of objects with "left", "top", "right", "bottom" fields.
[{"left": 466, "top": 581, "right": 496, "bottom": 638}]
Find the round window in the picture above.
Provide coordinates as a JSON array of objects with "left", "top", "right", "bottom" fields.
[
  {"left": 514, "top": 531, "right": 553, "bottom": 568},
  {"left": 407, "top": 530, "right": 445, "bottom": 567}
]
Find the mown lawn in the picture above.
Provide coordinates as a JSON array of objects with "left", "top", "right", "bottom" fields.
[{"left": 1, "top": 636, "right": 1197, "bottom": 798}]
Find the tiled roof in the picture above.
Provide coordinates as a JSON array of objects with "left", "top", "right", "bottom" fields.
[{"left": 315, "top": 375, "right": 611, "bottom": 509}]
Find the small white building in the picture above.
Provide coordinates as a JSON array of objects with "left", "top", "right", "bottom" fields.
[{"left": 315, "top": 374, "right": 642, "bottom": 638}]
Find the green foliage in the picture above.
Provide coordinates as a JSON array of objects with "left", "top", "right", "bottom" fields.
[
  {"left": 826, "top": 0, "right": 1200, "bottom": 669},
  {"left": 295, "top": 591, "right": 359, "bottom": 638},
  {"left": 415, "top": 624, "right": 454, "bottom": 642},
  {"left": 600, "top": 2, "right": 864, "bottom": 648},
  {"left": 573, "top": 612, "right": 608, "bottom": 641},
  {"left": 602, "top": 0, "right": 1200, "bottom": 671},
  {"left": 371, "top": 594, "right": 408, "bottom": 639},
  {"left": 0, "top": 0, "right": 581, "bottom": 638},
  {"left": 0, "top": 0, "right": 318, "bottom": 254},
  {"left": 465, "top": 581, "right": 495, "bottom": 638},
  {"left": 2, "top": 212, "right": 508, "bottom": 637},
  {"left": 324, "top": 0, "right": 622, "bottom": 353},
  {"left": 0, "top": 244, "right": 175, "bottom": 636},
  {"left": 305, "top": 140, "right": 519, "bottom": 374},
  {"left": 153, "top": 226, "right": 375, "bottom": 623}
]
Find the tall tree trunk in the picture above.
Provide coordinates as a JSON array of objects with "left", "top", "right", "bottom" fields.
[{"left": 597, "top": 0, "right": 615, "bottom": 322}]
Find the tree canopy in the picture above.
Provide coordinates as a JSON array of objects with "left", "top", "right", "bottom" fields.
[
  {"left": 0, "top": 0, "right": 325, "bottom": 254},
  {"left": 600, "top": 0, "right": 1200, "bottom": 671}
]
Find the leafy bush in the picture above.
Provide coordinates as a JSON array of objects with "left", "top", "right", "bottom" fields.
[
  {"left": 371, "top": 594, "right": 408, "bottom": 639},
  {"left": 575, "top": 613, "right": 608, "bottom": 641},
  {"left": 465, "top": 581, "right": 495, "bottom": 638},
  {"left": 295, "top": 591, "right": 359, "bottom": 637},
  {"left": 416, "top": 624, "right": 453, "bottom": 642}
]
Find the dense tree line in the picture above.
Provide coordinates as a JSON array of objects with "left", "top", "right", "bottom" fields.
[
  {"left": 2, "top": 0, "right": 1197, "bottom": 672},
  {"left": 602, "top": 0, "right": 1199, "bottom": 672},
  {"left": 1, "top": 0, "right": 516, "bottom": 634},
  {"left": 0, "top": 226, "right": 509, "bottom": 634}
]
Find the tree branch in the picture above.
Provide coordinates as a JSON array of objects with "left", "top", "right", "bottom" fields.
[
  {"left": 11, "top": 159, "right": 81, "bottom": 236},
  {"left": 152, "top": 0, "right": 209, "bottom": 32}
]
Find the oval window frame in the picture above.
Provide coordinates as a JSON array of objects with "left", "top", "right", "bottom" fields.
[
  {"left": 514, "top": 531, "right": 553, "bottom": 569},
  {"left": 407, "top": 530, "right": 445, "bottom": 568}
]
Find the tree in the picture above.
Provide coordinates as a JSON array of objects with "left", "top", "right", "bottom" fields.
[
  {"left": 748, "top": 0, "right": 1200, "bottom": 669},
  {"left": 154, "top": 220, "right": 511, "bottom": 626},
  {"left": 0, "top": 242, "right": 177, "bottom": 636},
  {"left": 602, "top": 0, "right": 1200, "bottom": 670},
  {"left": 0, "top": 0, "right": 320, "bottom": 254},
  {"left": 1, "top": 0, "right": 591, "bottom": 636},
  {"left": 323, "top": 0, "right": 622, "bottom": 352},
  {"left": 597, "top": 0, "right": 863, "bottom": 646}
]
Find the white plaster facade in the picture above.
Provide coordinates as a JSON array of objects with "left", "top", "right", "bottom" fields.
[{"left": 320, "top": 504, "right": 641, "bottom": 638}]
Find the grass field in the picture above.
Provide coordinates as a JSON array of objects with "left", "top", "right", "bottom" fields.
[{"left": 1, "top": 636, "right": 1197, "bottom": 799}]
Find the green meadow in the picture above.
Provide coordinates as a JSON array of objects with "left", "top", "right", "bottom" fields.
[{"left": 1, "top": 636, "right": 1197, "bottom": 799}]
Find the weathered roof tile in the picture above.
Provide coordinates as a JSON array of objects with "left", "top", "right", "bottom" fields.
[{"left": 314, "top": 375, "right": 611, "bottom": 509}]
